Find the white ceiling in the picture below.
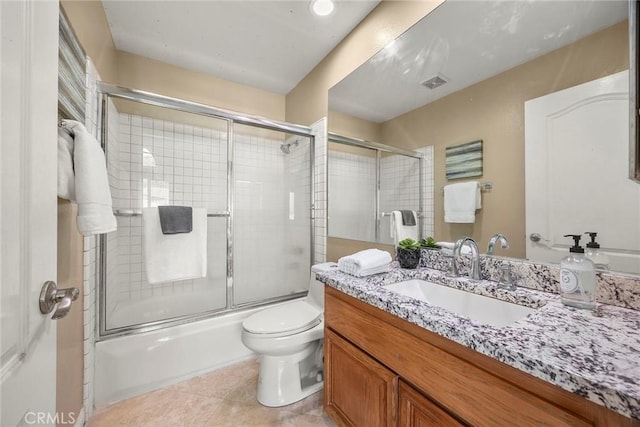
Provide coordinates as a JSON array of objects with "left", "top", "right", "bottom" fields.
[
  {"left": 101, "top": 0, "right": 380, "bottom": 95},
  {"left": 329, "top": 0, "right": 629, "bottom": 123}
]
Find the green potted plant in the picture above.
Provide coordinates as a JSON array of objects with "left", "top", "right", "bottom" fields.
[
  {"left": 418, "top": 237, "right": 441, "bottom": 250},
  {"left": 397, "top": 238, "right": 421, "bottom": 269}
]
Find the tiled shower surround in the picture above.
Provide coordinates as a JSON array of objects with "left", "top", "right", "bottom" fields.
[
  {"left": 328, "top": 145, "right": 434, "bottom": 243},
  {"left": 103, "top": 112, "right": 312, "bottom": 330}
]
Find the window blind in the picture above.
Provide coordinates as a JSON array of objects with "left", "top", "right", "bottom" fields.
[{"left": 58, "top": 9, "right": 86, "bottom": 122}]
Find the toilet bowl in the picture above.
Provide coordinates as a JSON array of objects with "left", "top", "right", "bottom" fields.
[{"left": 241, "top": 262, "right": 337, "bottom": 407}]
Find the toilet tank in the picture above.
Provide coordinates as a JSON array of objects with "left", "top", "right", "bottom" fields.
[{"left": 307, "top": 262, "right": 338, "bottom": 310}]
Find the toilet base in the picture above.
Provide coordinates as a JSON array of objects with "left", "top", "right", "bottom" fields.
[{"left": 256, "top": 339, "right": 324, "bottom": 407}]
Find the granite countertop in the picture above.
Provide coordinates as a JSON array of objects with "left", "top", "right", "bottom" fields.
[{"left": 317, "top": 266, "right": 640, "bottom": 421}]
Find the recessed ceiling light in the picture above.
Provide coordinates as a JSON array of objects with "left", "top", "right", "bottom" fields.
[{"left": 310, "top": 0, "right": 335, "bottom": 17}]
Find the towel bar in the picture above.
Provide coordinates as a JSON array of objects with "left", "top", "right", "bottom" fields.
[
  {"left": 113, "top": 209, "right": 230, "bottom": 217},
  {"left": 440, "top": 181, "right": 493, "bottom": 194},
  {"left": 381, "top": 212, "right": 423, "bottom": 218}
]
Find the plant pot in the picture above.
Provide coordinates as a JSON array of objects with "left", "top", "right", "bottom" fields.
[{"left": 397, "top": 247, "right": 421, "bottom": 269}]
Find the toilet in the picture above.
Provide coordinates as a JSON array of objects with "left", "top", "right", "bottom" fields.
[{"left": 241, "top": 262, "right": 338, "bottom": 407}]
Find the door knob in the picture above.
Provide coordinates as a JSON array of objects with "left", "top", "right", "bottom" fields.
[
  {"left": 529, "top": 233, "right": 551, "bottom": 246},
  {"left": 39, "top": 281, "right": 79, "bottom": 320}
]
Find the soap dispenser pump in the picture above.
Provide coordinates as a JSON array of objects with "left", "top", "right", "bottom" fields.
[
  {"left": 559, "top": 234, "right": 596, "bottom": 310},
  {"left": 584, "top": 232, "right": 610, "bottom": 270}
]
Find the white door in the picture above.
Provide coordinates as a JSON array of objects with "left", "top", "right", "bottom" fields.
[
  {"left": 1, "top": 1, "right": 60, "bottom": 426},
  {"left": 525, "top": 70, "right": 640, "bottom": 273}
]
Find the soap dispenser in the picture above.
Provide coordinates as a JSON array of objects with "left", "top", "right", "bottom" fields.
[
  {"left": 584, "top": 232, "right": 610, "bottom": 270},
  {"left": 559, "top": 234, "right": 597, "bottom": 310}
]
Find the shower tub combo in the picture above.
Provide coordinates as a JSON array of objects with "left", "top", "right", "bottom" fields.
[{"left": 93, "top": 84, "right": 318, "bottom": 407}]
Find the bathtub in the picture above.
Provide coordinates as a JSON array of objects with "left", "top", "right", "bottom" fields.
[{"left": 94, "top": 300, "right": 300, "bottom": 408}]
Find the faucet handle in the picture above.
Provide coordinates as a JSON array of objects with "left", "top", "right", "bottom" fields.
[
  {"left": 446, "top": 252, "right": 459, "bottom": 277},
  {"left": 498, "top": 261, "right": 516, "bottom": 290}
]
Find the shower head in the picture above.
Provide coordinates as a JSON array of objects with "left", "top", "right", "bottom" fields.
[{"left": 280, "top": 140, "right": 299, "bottom": 154}]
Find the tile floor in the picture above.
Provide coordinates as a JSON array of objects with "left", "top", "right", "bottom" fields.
[{"left": 86, "top": 358, "right": 336, "bottom": 427}]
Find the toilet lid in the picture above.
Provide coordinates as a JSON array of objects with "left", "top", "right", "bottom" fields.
[{"left": 243, "top": 301, "right": 322, "bottom": 335}]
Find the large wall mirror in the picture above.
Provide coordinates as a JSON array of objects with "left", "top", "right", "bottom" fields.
[{"left": 328, "top": 0, "right": 640, "bottom": 275}]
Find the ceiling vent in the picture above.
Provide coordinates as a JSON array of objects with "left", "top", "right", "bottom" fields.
[{"left": 421, "top": 74, "right": 448, "bottom": 90}]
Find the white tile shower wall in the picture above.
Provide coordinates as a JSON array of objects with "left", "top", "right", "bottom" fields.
[
  {"left": 107, "top": 114, "right": 228, "bottom": 320},
  {"left": 311, "top": 118, "right": 327, "bottom": 265},
  {"left": 108, "top": 116, "right": 313, "bottom": 312},
  {"left": 328, "top": 151, "right": 377, "bottom": 241}
]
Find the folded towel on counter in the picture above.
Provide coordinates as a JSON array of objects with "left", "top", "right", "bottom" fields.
[
  {"left": 142, "top": 207, "right": 208, "bottom": 284},
  {"left": 437, "top": 241, "right": 455, "bottom": 250},
  {"left": 437, "top": 241, "right": 472, "bottom": 255},
  {"left": 62, "top": 120, "right": 117, "bottom": 235},
  {"left": 391, "top": 210, "right": 419, "bottom": 245},
  {"left": 338, "top": 249, "right": 392, "bottom": 277},
  {"left": 444, "top": 182, "right": 481, "bottom": 223},
  {"left": 158, "top": 206, "right": 193, "bottom": 234},
  {"left": 58, "top": 126, "right": 76, "bottom": 201}
]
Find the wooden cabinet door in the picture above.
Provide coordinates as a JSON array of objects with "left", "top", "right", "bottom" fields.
[
  {"left": 398, "top": 380, "right": 465, "bottom": 427},
  {"left": 324, "top": 328, "right": 398, "bottom": 426}
]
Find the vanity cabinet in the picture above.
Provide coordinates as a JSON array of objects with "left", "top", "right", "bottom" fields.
[
  {"left": 325, "top": 329, "right": 398, "bottom": 426},
  {"left": 324, "top": 286, "right": 638, "bottom": 427}
]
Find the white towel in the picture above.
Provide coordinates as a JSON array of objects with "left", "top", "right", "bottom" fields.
[
  {"left": 437, "top": 241, "right": 472, "bottom": 255},
  {"left": 58, "top": 126, "right": 76, "bottom": 201},
  {"left": 444, "top": 182, "right": 481, "bottom": 223},
  {"left": 62, "top": 120, "right": 117, "bottom": 235},
  {"left": 390, "top": 210, "right": 419, "bottom": 245},
  {"left": 338, "top": 249, "right": 392, "bottom": 277},
  {"left": 142, "top": 207, "right": 208, "bottom": 284}
]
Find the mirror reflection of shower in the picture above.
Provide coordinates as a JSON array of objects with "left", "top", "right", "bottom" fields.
[{"left": 281, "top": 140, "right": 299, "bottom": 154}]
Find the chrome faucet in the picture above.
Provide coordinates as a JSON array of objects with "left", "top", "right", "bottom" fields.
[
  {"left": 487, "top": 233, "right": 509, "bottom": 256},
  {"left": 453, "top": 237, "right": 480, "bottom": 280}
]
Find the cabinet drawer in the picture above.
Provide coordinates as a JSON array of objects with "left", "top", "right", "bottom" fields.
[
  {"left": 399, "top": 380, "right": 466, "bottom": 427},
  {"left": 324, "top": 329, "right": 398, "bottom": 427}
]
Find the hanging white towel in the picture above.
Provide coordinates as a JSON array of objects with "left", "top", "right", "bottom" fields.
[
  {"left": 444, "top": 182, "right": 481, "bottom": 223},
  {"left": 338, "top": 249, "right": 392, "bottom": 277},
  {"left": 58, "top": 126, "right": 76, "bottom": 201},
  {"left": 61, "top": 120, "right": 117, "bottom": 235},
  {"left": 390, "top": 210, "right": 419, "bottom": 245},
  {"left": 142, "top": 207, "right": 208, "bottom": 284}
]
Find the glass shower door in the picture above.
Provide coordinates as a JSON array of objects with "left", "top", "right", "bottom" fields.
[
  {"left": 102, "top": 99, "right": 229, "bottom": 333},
  {"left": 379, "top": 152, "right": 422, "bottom": 245},
  {"left": 232, "top": 124, "right": 312, "bottom": 305}
]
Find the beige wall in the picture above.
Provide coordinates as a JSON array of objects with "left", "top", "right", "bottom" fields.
[
  {"left": 380, "top": 21, "right": 629, "bottom": 258},
  {"left": 286, "top": 1, "right": 443, "bottom": 126},
  {"left": 328, "top": 237, "right": 394, "bottom": 263},
  {"left": 56, "top": 200, "right": 84, "bottom": 426},
  {"left": 116, "top": 51, "right": 286, "bottom": 120},
  {"left": 328, "top": 110, "right": 382, "bottom": 143},
  {"left": 62, "top": 2, "right": 286, "bottom": 121}
]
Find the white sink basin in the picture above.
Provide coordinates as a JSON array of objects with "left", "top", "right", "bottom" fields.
[{"left": 385, "top": 279, "right": 536, "bottom": 327}]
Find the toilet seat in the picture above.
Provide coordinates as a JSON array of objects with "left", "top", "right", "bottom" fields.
[{"left": 243, "top": 301, "right": 321, "bottom": 336}]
